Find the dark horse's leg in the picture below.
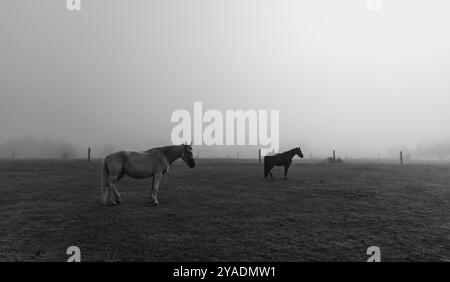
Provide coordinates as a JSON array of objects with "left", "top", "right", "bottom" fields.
[
  {"left": 264, "top": 159, "right": 274, "bottom": 179},
  {"left": 284, "top": 164, "right": 291, "bottom": 180},
  {"left": 264, "top": 158, "right": 269, "bottom": 178},
  {"left": 264, "top": 167, "right": 273, "bottom": 178}
]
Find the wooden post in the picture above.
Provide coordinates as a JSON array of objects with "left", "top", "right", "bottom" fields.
[
  {"left": 400, "top": 151, "right": 403, "bottom": 166},
  {"left": 88, "top": 147, "right": 91, "bottom": 163},
  {"left": 258, "top": 149, "right": 261, "bottom": 163},
  {"left": 333, "top": 150, "right": 336, "bottom": 161}
]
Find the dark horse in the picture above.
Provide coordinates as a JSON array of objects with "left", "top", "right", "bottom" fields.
[{"left": 264, "top": 147, "right": 304, "bottom": 179}]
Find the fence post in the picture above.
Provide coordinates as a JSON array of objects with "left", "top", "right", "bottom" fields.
[
  {"left": 258, "top": 149, "right": 261, "bottom": 163},
  {"left": 400, "top": 151, "right": 403, "bottom": 166},
  {"left": 333, "top": 150, "right": 336, "bottom": 161},
  {"left": 88, "top": 147, "right": 91, "bottom": 163}
]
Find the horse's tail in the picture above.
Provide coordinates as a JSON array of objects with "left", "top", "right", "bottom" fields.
[{"left": 101, "top": 157, "right": 109, "bottom": 204}]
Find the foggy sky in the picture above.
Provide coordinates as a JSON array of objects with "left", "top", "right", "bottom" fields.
[{"left": 1, "top": 0, "right": 450, "bottom": 158}]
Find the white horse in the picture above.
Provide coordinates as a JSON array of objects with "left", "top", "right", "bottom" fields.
[{"left": 101, "top": 144, "right": 195, "bottom": 206}]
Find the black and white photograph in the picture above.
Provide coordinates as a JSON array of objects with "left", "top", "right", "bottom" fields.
[{"left": 0, "top": 0, "right": 449, "bottom": 271}]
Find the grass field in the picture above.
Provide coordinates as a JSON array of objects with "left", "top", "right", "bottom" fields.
[{"left": 0, "top": 159, "right": 448, "bottom": 261}]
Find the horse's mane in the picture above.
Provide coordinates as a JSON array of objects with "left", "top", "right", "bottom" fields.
[
  {"left": 276, "top": 148, "right": 297, "bottom": 156},
  {"left": 145, "top": 145, "right": 182, "bottom": 155}
]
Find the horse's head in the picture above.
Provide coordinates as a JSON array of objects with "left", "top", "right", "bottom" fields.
[
  {"left": 181, "top": 144, "right": 196, "bottom": 168},
  {"left": 296, "top": 147, "right": 304, "bottom": 158}
]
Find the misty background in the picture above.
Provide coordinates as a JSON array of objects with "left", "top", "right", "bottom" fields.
[{"left": 1, "top": 0, "right": 450, "bottom": 159}]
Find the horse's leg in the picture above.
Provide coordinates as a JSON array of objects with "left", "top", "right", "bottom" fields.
[
  {"left": 266, "top": 165, "right": 273, "bottom": 178},
  {"left": 102, "top": 156, "right": 124, "bottom": 205},
  {"left": 101, "top": 160, "right": 116, "bottom": 205},
  {"left": 105, "top": 182, "right": 117, "bottom": 205},
  {"left": 284, "top": 164, "right": 291, "bottom": 180},
  {"left": 264, "top": 160, "right": 268, "bottom": 178},
  {"left": 111, "top": 168, "right": 126, "bottom": 204},
  {"left": 150, "top": 172, "right": 162, "bottom": 206},
  {"left": 112, "top": 185, "right": 121, "bottom": 204},
  {"left": 149, "top": 176, "right": 156, "bottom": 203},
  {"left": 106, "top": 176, "right": 119, "bottom": 205},
  {"left": 264, "top": 162, "right": 272, "bottom": 178}
]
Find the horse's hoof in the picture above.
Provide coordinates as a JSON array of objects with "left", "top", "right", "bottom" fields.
[{"left": 149, "top": 198, "right": 158, "bottom": 206}]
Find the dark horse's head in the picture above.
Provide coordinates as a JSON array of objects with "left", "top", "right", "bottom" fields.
[
  {"left": 296, "top": 147, "right": 304, "bottom": 158},
  {"left": 181, "top": 144, "right": 196, "bottom": 168}
]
